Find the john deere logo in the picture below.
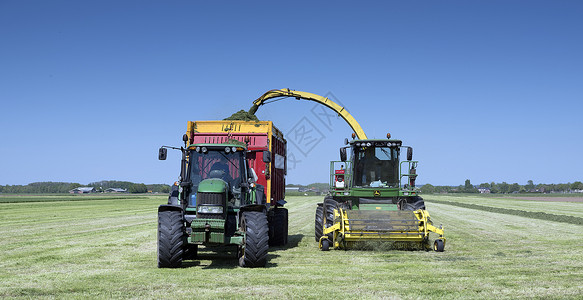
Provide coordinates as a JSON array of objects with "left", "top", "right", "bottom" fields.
[{"left": 374, "top": 190, "right": 381, "bottom": 196}]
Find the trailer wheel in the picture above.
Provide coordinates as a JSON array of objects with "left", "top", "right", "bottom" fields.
[
  {"left": 315, "top": 206, "right": 324, "bottom": 241},
  {"left": 434, "top": 239, "right": 445, "bottom": 252},
  {"left": 323, "top": 198, "right": 339, "bottom": 240},
  {"left": 268, "top": 208, "right": 288, "bottom": 246},
  {"left": 157, "top": 210, "right": 185, "bottom": 268},
  {"left": 239, "top": 211, "right": 269, "bottom": 268}
]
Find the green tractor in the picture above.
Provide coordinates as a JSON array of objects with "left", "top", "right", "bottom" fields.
[{"left": 157, "top": 131, "right": 287, "bottom": 268}]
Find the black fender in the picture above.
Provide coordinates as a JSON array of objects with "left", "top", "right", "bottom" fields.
[
  {"left": 158, "top": 204, "right": 183, "bottom": 214},
  {"left": 240, "top": 204, "right": 266, "bottom": 214},
  {"left": 239, "top": 204, "right": 266, "bottom": 226}
]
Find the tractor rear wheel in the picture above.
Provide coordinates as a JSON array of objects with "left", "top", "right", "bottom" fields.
[
  {"left": 315, "top": 205, "right": 324, "bottom": 241},
  {"left": 269, "top": 207, "right": 288, "bottom": 246},
  {"left": 323, "top": 197, "right": 339, "bottom": 240},
  {"left": 239, "top": 211, "right": 269, "bottom": 268},
  {"left": 157, "top": 210, "right": 186, "bottom": 268}
]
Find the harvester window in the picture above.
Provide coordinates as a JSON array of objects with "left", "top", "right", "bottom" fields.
[{"left": 353, "top": 146, "right": 399, "bottom": 188}]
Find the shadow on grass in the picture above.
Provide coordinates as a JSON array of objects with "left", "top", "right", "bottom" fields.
[
  {"left": 269, "top": 234, "right": 304, "bottom": 252},
  {"left": 181, "top": 245, "right": 282, "bottom": 269}
]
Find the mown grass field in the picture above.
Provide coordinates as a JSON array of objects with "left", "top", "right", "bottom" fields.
[{"left": 0, "top": 194, "right": 581, "bottom": 299}]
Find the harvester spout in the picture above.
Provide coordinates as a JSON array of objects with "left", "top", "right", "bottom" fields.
[
  {"left": 248, "top": 104, "right": 260, "bottom": 115},
  {"left": 249, "top": 89, "right": 368, "bottom": 139}
]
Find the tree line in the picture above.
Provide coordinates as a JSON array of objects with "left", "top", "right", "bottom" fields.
[
  {"left": 420, "top": 179, "right": 583, "bottom": 194},
  {"left": 0, "top": 181, "right": 171, "bottom": 194}
]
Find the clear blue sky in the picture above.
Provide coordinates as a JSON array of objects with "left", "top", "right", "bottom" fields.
[{"left": 1, "top": 1, "right": 582, "bottom": 186}]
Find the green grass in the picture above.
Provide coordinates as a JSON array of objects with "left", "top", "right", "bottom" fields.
[
  {"left": 0, "top": 194, "right": 149, "bottom": 203},
  {"left": 0, "top": 194, "right": 582, "bottom": 299},
  {"left": 428, "top": 194, "right": 583, "bottom": 218}
]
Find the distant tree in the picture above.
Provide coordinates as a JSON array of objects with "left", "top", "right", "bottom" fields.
[
  {"left": 147, "top": 184, "right": 171, "bottom": 193},
  {"left": 556, "top": 183, "right": 570, "bottom": 192},
  {"left": 571, "top": 181, "right": 583, "bottom": 190},
  {"left": 463, "top": 179, "right": 477, "bottom": 193},
  {"left": 498, "top": 182, "right": 509, "bottom": 194},
  {"left": 525, "top": 180, "right": 535, "bottom": 191},
  {"left": 508, "top": 183, "right": 520, "bottom": 193},
  {"left": 420, "top": 183, "right": 436, "bottom": 194},
  {"left": 128, "top": 183, "right": 148, "bottom": 193}
]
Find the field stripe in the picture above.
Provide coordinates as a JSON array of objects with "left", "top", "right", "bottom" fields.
[{"left": 428, "top": 199, "right": 583, "bottom": 225}]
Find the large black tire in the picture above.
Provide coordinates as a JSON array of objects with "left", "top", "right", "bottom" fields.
[
  {"left": 239, "top": 211, "right": 269, "bottom": 268},
  {"left": 314, "top": 205, "right": 324, "bottom": 241},
  {"left": 323, "top": 197, "right": 339, "bottom": 240},
  {"left": 268, "top": 208, "right": 288, "bottom": 246},
  {"left": 157, "top": 210, "right": 186, "bottom": 268},
  {"left": 402, "top": 196, "right": 426, "bottom": 211}
]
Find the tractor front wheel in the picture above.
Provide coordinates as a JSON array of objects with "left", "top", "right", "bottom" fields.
[
  {"left": 239, "top": 211, "right": 269, "bottom": 268},
  {"left": 157, "top": 210, "right": 186, "bottom": 268}
]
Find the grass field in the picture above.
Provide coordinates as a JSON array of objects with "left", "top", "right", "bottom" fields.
[{"left": 0, "top": 194, "right": 582, "bottom": 299}]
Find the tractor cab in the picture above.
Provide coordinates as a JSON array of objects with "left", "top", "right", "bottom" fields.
[{"left": 186, "top": 143, "right": 250, "bottom": 211}]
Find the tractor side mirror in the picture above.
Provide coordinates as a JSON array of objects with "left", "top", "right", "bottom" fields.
[
  {"left": 340, "top": 147, "right": 347, "bottom": 162},
  {"left": 263, "top": 151, "right": 272, "bottom": 163},
  {"left": 407, "top": 147, "right": 413, "bottom": 161},
  {"left": 158, "top": 147, "right": 167, "bottom": 160}
]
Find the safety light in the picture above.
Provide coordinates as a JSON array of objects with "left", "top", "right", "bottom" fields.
[
  {"left": 352, "top": 133, "right": 356, "bottom": 139},
  {"left": 387, "top": 133, "right": 391, "bottom": 139}
]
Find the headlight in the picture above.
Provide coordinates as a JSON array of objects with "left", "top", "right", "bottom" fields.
[
  {"left": 197, "top": 205, "right": 223, "bottom": 214},
  {"left": 225, "top": 146, "right": 231, "bottom": 153},
  {"left": 366, "top": 142, "right": 372, "bottom": 147}
]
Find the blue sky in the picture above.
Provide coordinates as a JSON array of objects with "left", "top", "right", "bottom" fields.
[{"left": 1, "top": 1, "right": 582, "bottom": 186}]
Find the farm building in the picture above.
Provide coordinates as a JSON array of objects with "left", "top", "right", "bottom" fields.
[
  {"left": 105, "top": 188, "right": 127, "bottom": 193},
  {"left": 69, "top": 187, "right": 96, "bottom": 194}
]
